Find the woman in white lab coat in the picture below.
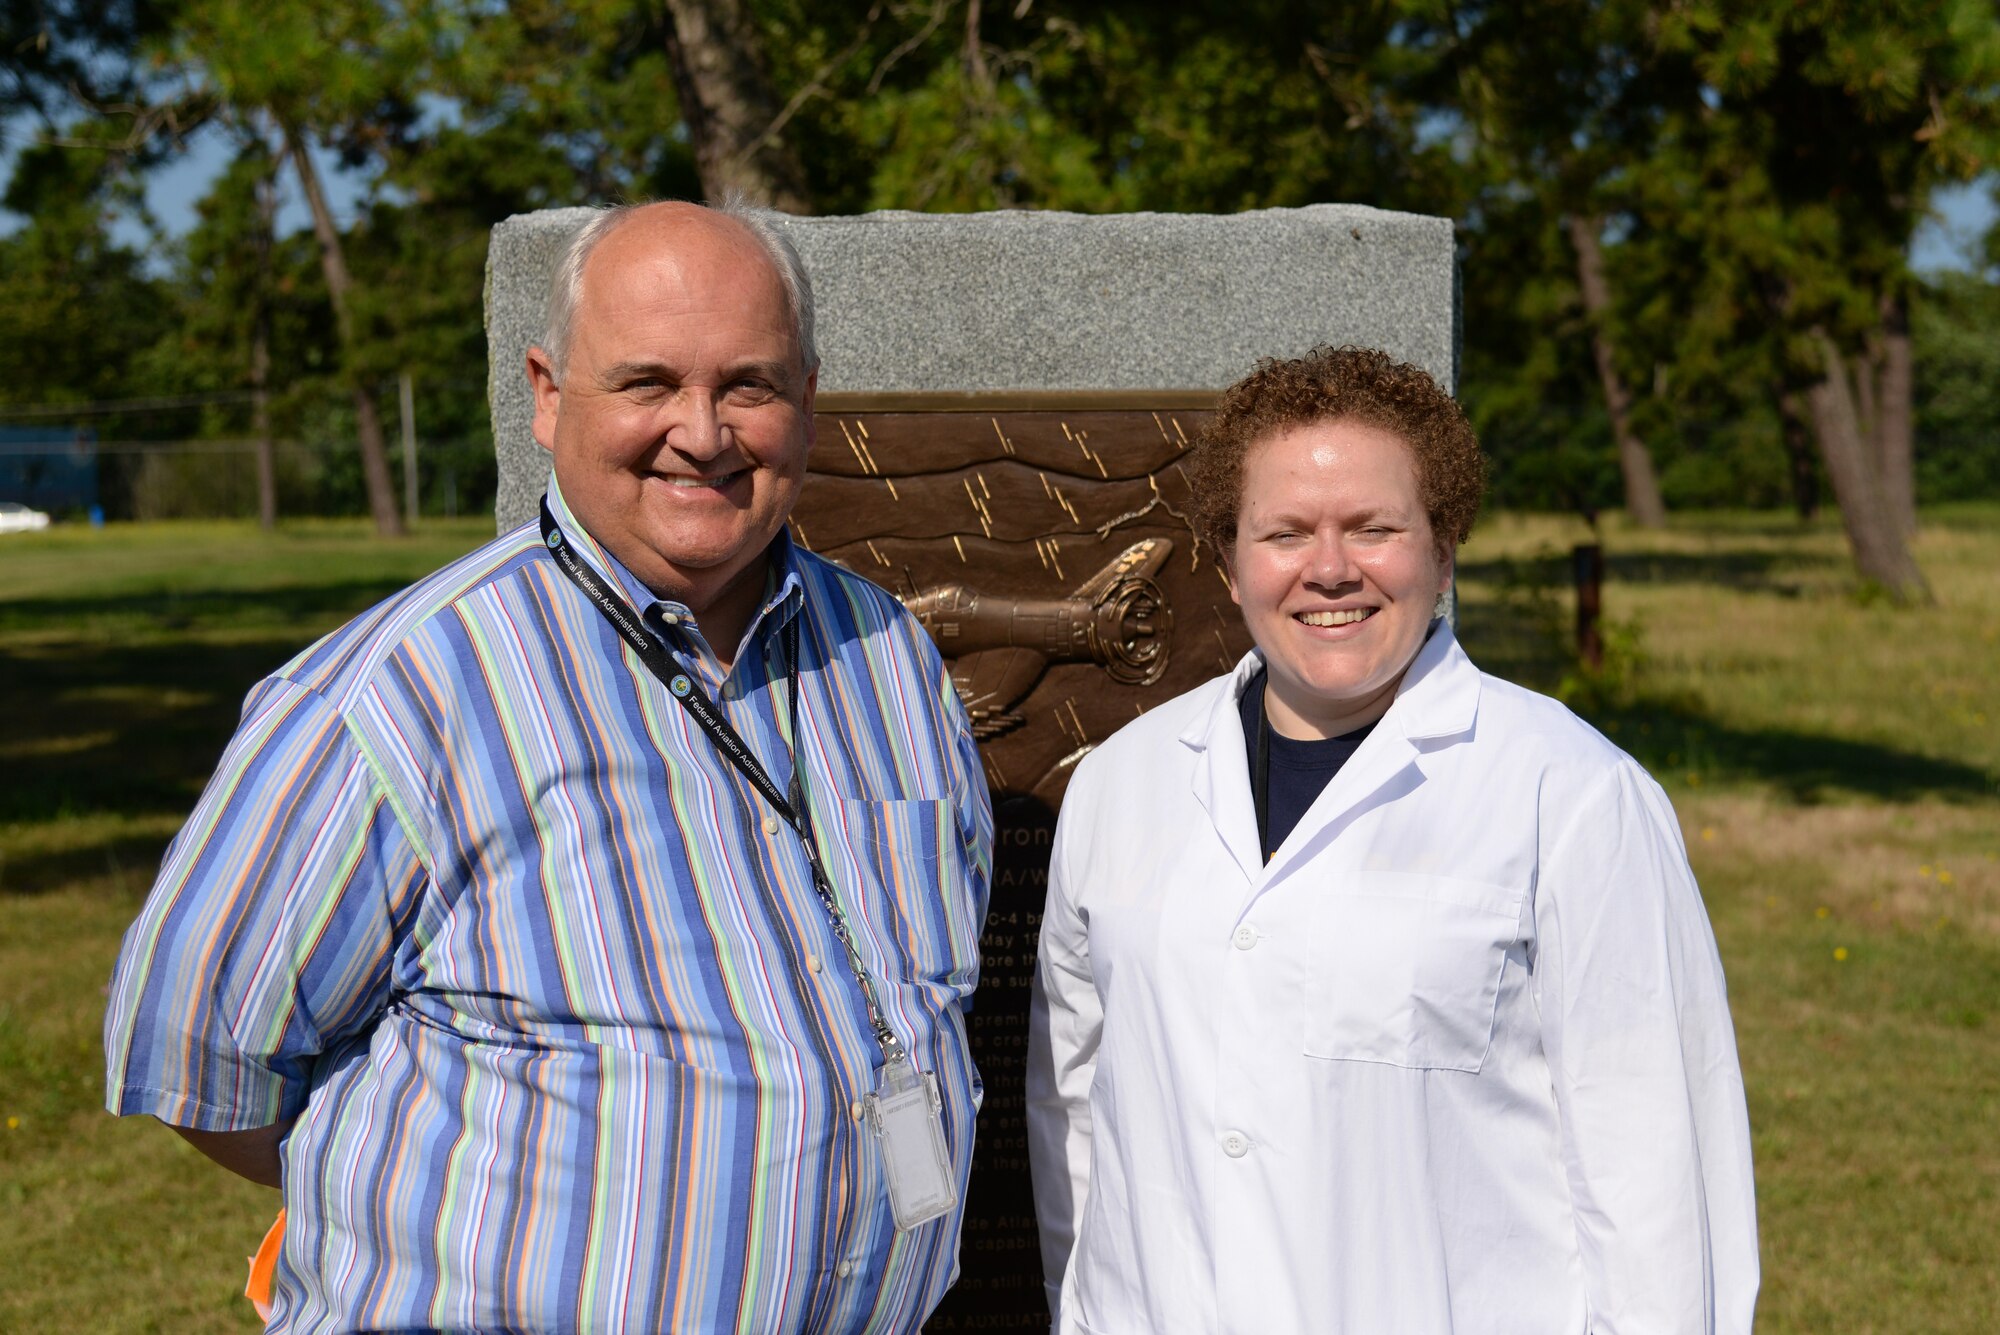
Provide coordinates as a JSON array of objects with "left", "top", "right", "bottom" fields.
[{"left": 1026, "top": 346, "right": 1757, "bottom": 1335}]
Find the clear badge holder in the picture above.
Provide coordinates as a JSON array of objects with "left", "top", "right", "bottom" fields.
[{"left": 866, "top": 1055, "right": 956, "bottom": 1230}]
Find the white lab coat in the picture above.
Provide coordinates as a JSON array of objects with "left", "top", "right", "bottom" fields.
[{"left": 1026, "top": 625, "right": 1757, "bottom": 1335}]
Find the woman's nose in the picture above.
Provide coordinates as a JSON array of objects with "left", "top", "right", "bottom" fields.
[{"left": 1305, "top": 533, "right": 1359, "bottom": 586}]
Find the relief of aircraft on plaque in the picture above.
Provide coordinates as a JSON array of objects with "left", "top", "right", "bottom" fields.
[{"left": 901, "top": 538, "right": 1174, "bottom": 740}]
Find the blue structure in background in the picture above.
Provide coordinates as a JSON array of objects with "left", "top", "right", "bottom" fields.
[{"left": 0, "top": 426, "right": 99, "bottom": 514}]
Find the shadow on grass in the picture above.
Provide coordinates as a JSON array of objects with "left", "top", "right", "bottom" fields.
[
  {"left": 8, "top": 553, "right": 1994, "bottom": 899},
  {"left": 0, "top": 576, "right": 421, "bottom": 635},
  {"left": 1456, "top": 598, "right": 1997, "bottom": 805},
  {"left": 1458, "top": 547, "right": 1848, "bottom": 597},
  {"left": 0, "top": 633, "right": 317, "bottom": 895},
  {"left": 0, "top": 829, "right": 178, "bottom": 899},
  {"left": 1581, "top": 698, "right": 1997, "bottom": 804}
]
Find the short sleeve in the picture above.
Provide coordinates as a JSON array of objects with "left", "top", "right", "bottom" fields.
[{"left": 103, "top": 676, "right": 429, "bottom": 1130}]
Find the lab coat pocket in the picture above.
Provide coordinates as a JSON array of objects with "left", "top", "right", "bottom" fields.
[{"left": 1302, "top": 871, "right": 1523, "bottom": 1072}]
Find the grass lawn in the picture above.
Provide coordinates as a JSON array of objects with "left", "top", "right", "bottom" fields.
[{"left": 3, "top": 508, "right": 1997, "bottom": 1330}]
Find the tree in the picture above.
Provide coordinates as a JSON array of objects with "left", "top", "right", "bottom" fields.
[
  {"left": 168, "top": 142, "right": 287, "bottom": 525},
  {"left": 661, "top": 0, "right": 812, "bottom": 210},
  {"left": 1651, "top": 0, "right": 2000, "bottom": 600},
  {"left": 0, "top": 143, "right": 173, "bottom": 417},
  {"left": 1912, "top": 268, "right": 2000, "bottom": 504},
  {"left": 1423, "top": 0, "right": 1677, "bottom": 526},
  {"left": 1, "top": 0, "right": 183, "bottom": 126},
  {"left": 1567, "top": 214, "right": 1667, "bottom": 526},
  {"left": 158, "top": 0, "right": 455, "bottom": 535}
]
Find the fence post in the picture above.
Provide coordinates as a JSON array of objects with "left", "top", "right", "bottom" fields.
[
  {"left": 399, "top": 372, "right": 419, "bottom": 527},
  {"left": 1573, "top": 542, "right": 1604, "bottom": 670}
]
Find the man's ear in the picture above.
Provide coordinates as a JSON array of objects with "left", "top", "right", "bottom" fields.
[
  {"left": 526, "top": 347, "right": 561, "bottom": 454},
  {"left": 1221, "top": 547, "right": 1241, "bottom": 607}
]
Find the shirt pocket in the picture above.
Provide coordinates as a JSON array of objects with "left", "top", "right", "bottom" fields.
[
  {"left": 834, "top": 798, "right": 975, "bottom": 989},
  {"left": 1301, "top": 871, "right": 1524, "bottom": 1073}
]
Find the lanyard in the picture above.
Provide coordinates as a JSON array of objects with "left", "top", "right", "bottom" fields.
[{"left": 538, "top": 499, "right": 909, "bottom": 1068}]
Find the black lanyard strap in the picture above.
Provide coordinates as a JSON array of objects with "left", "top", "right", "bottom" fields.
[{"left": 539, "top": 498, "right": 908, "bottom": 1067}]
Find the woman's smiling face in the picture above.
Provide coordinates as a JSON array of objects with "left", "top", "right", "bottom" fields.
[{"left": 1227, "top": 418, "right": 1454, "bottom": 740}]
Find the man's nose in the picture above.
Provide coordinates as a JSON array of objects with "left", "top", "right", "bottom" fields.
[{"left": 665, "top": 389, "right": 729, "bottom": 458}]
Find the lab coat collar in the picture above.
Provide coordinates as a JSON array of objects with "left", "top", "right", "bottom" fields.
[
  {"left": 1182, "top": 652, "right": 1270, "bottom": 882},
  {"left": 1179, "top": 620, "right": 1482, "bottom": 891}
]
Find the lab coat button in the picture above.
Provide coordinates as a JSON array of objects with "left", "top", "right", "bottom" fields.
[
  {"left": 1221, "top": 1131, "right": 1250, "bottom": 1158},
  {"left": 1232, "top": 925, "right": 1257, "bottom": 951}
]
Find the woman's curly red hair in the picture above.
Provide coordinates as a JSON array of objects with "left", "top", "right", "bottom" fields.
[{"left": 1187, "top": 345, "right": 1486, "bottom": 559}]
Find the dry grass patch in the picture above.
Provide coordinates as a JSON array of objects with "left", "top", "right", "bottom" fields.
[{"left": 1681, "top": 794, "right": 2000, "bottom": 936}]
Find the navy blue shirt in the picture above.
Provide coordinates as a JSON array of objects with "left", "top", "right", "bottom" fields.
[{"left": 1239, "top": 668, "right": 1375, "bottom": 861}]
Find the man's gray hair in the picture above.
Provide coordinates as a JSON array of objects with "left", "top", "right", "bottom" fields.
[{"left": 539, "top": 196, "right": 819, "bottom": 383}]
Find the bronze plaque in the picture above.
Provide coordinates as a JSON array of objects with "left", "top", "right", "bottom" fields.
[{"left": 795, "top": 402, "right": 1251, "bottom": 1330}]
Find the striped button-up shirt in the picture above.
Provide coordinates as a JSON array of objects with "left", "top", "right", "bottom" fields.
[{"left": 104, "top": 480, "right": 993, "bottom": 1333}]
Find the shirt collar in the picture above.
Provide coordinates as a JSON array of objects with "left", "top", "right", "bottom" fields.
[{"left": 541, "top": 472, "right": 804, "bottom": 647}]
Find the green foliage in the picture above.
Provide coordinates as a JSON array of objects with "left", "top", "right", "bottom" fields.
[
  {"left": 1647, "top": 0, "right": 2000, "bottom": 357},
  {"left": 2, "top": 0, "right": 1998, "bottom": 523},
  {"left": 1914, "top": 270, "right": 2000, "bottom": 501},
  {"left": 0, "top": 144, "right": 174, "bottom": 424}
]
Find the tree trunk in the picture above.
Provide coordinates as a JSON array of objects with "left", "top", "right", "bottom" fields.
[
  {"left": 1565, "top": 214, "right": 1667, "bottom": 528},
  {"left": 1874, "top": 287, "right": 1917, "bottom": 539},
  {"left": 661, "top": 0, "right": 814, "bottom": 213},
  {"left": 1776, "top": 389, "right": 1819, "bottom": 521},
  {"left": 282, "top": 122, "right": 404, "bottom": 537},
  {"left": 964, "top": 0, "right": 990, "bottom": 86},
  {"left": 1850, "top": 344, "right": 1878, "bottom": 449},
  {"left": 1802, "top": 328, "right": 1930, "bottom": 602},
  {"left": 252, "top": 159, "right": 277, "bottom": 531}
]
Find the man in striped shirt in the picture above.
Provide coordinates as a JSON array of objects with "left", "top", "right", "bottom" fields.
[{"left": 105, "top": 200, "right": 994, "bottom": 1332}]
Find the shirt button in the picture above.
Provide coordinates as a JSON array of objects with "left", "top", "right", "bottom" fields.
[
  {"left": 657, "top": 611, "right": 681, "bottom": 626},
  {"left": 1232, "top": 925, "right": 1258, "bottom": 951},
  {"left": 851, "top": 1099, "right": 865, "bottom": 1121},
  {"left": 1221, "top": 1131, "right": 1250, "bottom": 1158},
  {"left": 836, "top": 1261, "right": 854, "bottom": 1279},
  {"left": 762, "top": 816, "right": 780, "bottom": 834},
  {"left": 807, "top": 953, "right": 823, "bottom": 974}
]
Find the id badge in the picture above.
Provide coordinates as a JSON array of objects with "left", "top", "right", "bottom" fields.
[{"left": 865, "top": 1056, "right": 956, "bottom": 1230}]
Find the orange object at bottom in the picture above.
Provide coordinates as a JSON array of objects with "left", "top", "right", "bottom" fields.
[{"left": 245, "top": 1209, "right": 286, "bottom": 1322}]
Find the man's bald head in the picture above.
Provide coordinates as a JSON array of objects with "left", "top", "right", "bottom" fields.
[{"left": 540, "top": 199, "right": 818, "bottom": 385}]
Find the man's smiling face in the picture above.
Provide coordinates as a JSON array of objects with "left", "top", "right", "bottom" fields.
[
  {"left": 1227, "top": 417, "right": 1453, "bottom": 739},
  {"left": 529, "top": 204, "right": 816, "bottom": 629}
]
